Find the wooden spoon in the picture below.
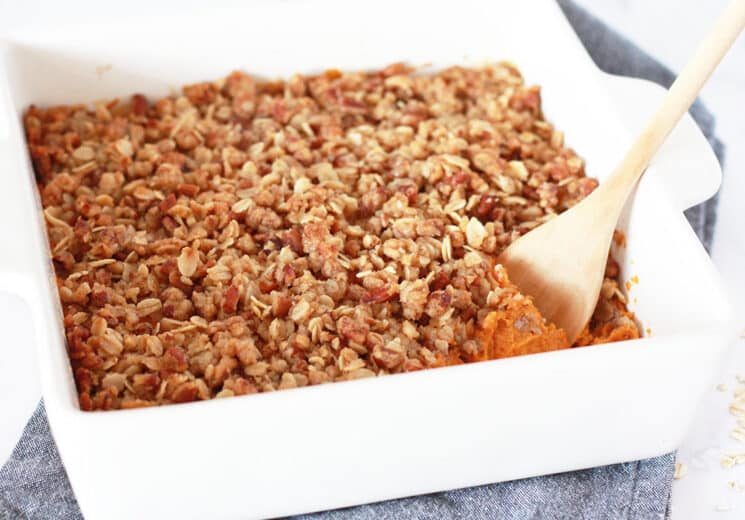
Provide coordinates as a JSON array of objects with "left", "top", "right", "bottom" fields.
[{"left": 497, "top": 0, "right": 745, "bottom": 343}]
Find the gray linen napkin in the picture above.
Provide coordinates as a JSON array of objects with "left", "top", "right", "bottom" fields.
[{"left": 0, "top": 1, "right": 724, "bottom": 518}]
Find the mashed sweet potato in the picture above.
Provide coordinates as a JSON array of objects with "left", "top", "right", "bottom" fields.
[{"left": 450, "top": 266, "right": 639, "bottom": 365}]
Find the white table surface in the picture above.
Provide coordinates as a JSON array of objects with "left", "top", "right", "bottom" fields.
[{"left": 0, "top": 1, "right": 743, "bottom": 517}]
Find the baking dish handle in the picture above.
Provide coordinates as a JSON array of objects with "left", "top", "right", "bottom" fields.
[
  {"left": 601, "top": 73, "right": 723, "bottom": 211},
  {"left": 0, "top": 47, "right": 47, "bottom": 455},
  {"left": 0, "top": 52, "right": 45, "bottom": 298}
]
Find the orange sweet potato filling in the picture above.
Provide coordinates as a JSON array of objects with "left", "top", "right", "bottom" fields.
[
  {"left": 574, "top": 301, "right": 640, "bottom": 346},
  {"left": 439, "top": 270, "right": 640, "bottom": 366},
  {"left": 471, "top": 297, "right": 570, "bottom": 362}
]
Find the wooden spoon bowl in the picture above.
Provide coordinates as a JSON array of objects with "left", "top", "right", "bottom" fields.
[{"left": 498, "top": 0, "right": 745, "bottom": 342}]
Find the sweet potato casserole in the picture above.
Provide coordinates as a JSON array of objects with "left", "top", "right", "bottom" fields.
[{"left": 25, "top": 63, "right": 640, "bottom": 410}]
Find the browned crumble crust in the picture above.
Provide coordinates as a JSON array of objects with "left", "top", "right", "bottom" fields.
[{"left": 26, "top": 63, "right": 639, "bottom": 410}]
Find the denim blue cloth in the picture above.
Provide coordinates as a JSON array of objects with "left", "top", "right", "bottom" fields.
[{"left": 0, "top": 1, "right": 724, "bottom": 518}]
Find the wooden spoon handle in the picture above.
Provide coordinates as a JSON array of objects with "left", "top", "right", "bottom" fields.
[{"left": 604, "top": 0, "right": 745, "bottom": 196}]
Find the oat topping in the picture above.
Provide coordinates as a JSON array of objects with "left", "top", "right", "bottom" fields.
[{"left": 26, "top": 63, "right": 639, "bottom": 410}]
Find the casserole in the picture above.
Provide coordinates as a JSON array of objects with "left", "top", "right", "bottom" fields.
[{"left": 0, "top": 1, "right": 734, "bottom": 518}]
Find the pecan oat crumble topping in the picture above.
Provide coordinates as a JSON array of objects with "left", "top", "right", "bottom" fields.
[{"left": 26, "top": 63, "right": 639, "bottom": 410}]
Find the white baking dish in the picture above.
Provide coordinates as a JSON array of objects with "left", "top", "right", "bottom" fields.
[{"left": 0, "top": 1, "right": 735, "bottom": 518}]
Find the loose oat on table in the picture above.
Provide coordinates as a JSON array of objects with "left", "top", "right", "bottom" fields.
[
  {"left": 26, "top": 63, "right": 640, "bottom": 410},
  {"left": 721, "top": 452, "right": 745, "bottom": 469}
]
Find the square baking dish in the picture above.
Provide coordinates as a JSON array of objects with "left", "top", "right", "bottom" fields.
[{"left": 0, "top": 1, "right": 735, "bottom": 518}]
